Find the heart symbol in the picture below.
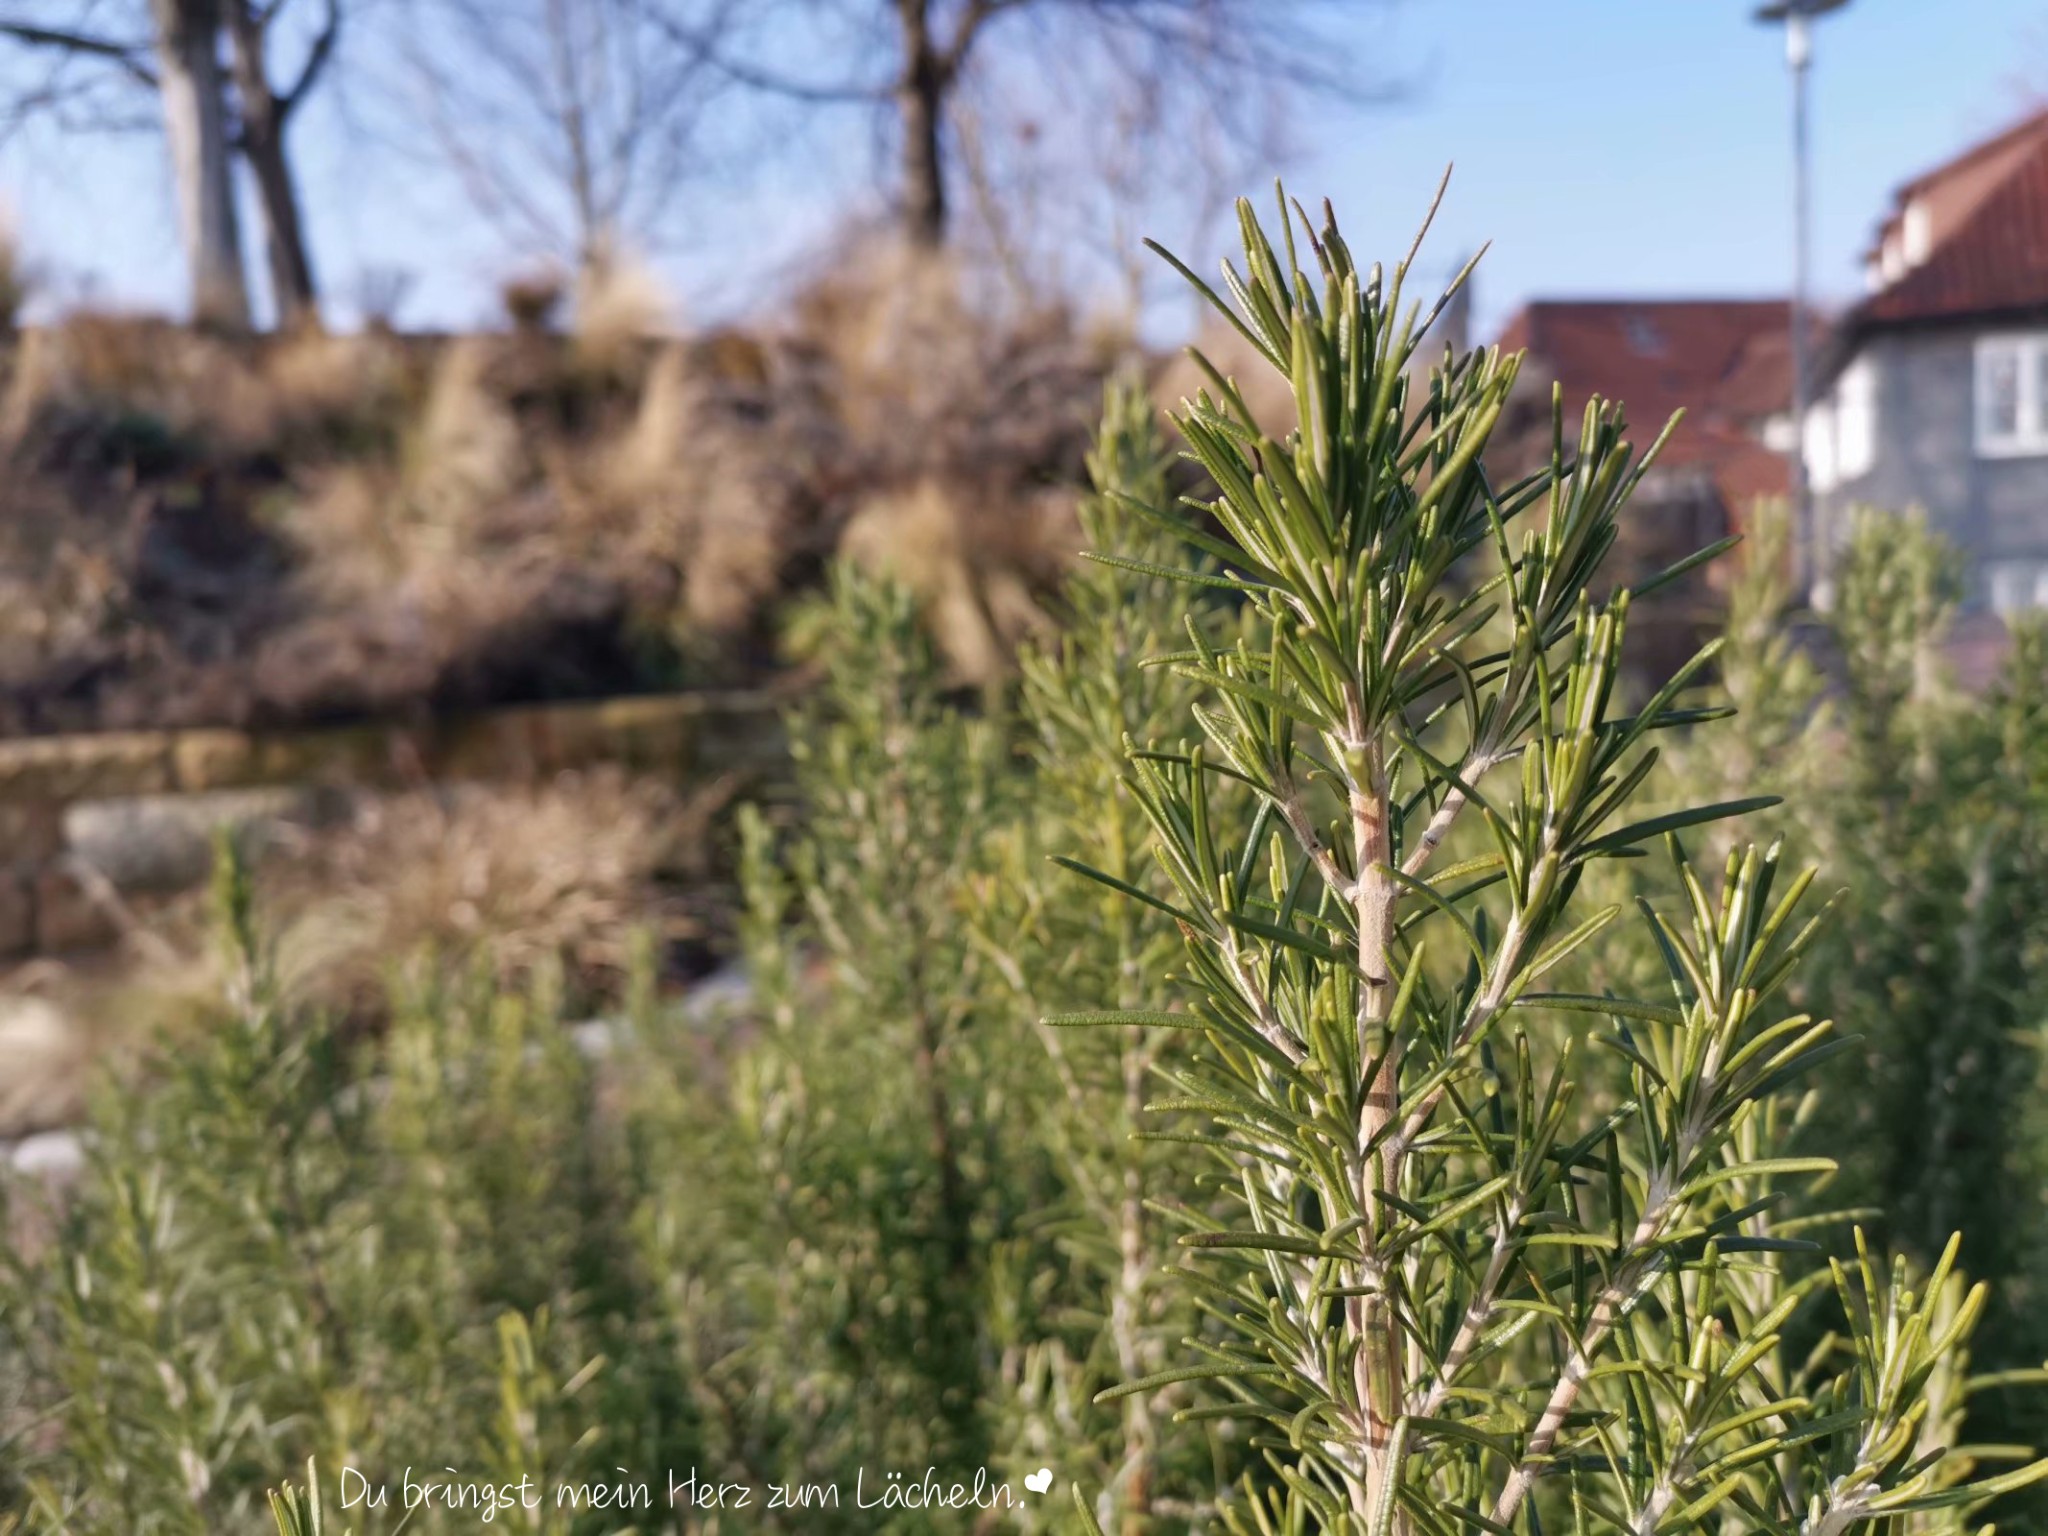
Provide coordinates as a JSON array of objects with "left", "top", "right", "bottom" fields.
[{"left": 1025, "top": 1468, "right": 1053, "bottom": 1495}]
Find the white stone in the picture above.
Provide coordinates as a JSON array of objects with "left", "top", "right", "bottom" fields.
[
  {"left": 9, "top": 1128, "right": 84, "bottom": 1179},
  {"left": 0, "top": 995, "right": 86, "bottom": 1137}
]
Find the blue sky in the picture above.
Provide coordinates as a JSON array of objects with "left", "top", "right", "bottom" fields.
[
  {"left": 1298, "top": 0, "right": 2047, "bottom": 339},
  {"left": 3, "top": 0, "right": 2042, "bottom": 339}
]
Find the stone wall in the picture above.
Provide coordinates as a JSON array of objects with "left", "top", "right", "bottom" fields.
[{"left": 0, "top": 692, "right": 782, "bottom": 958}]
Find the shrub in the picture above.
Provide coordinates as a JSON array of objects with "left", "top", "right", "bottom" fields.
[
  {"left": 1642, "top": 505, "right": 2048, "bottom": 1507},
  {"left": 0, "top": 857, "right": 704, "bottom": 1533},
  {"left": 1058, "top": 192, "right": 2048, "bottom": 1533},
  {"left": 709, "top": 568, "right": 1044, "bottom": 1488},
  {"left": 976, "top": 375, "right": 1238, "bottom": 1528}
]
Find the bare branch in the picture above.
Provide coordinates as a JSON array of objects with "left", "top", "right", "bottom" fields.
[
  {"left": 935, "top": 0, "right": 1021, "bottom": 76},
  {"left": 0, "top": 18, "right": 158, "bottom": 88},
  {"left": 279, "top": 0, "right": 340, "bottom": 116},
  {"left": 638, "top": 0, "right": 889, "bottom": 102},
  {"left": 398, "top": 0, "right": 743, "bottom": 273}
]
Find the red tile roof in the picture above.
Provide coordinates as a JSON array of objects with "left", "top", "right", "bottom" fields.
[
  {"left": 1714, "top": 327, "right": 1798, "bottom": 421},
  {"left": 1858, "top": 109, "right": 2048, "bottom": 325},
  {"left": 1494, "top": 299, "right": 1797, "bottom": 512},
  {"left": 1693, "top": 428, "right": 1791, "bottom": 517},
  {"left": 1497, "top": 299, "right": 1793, "bottom": 431}
]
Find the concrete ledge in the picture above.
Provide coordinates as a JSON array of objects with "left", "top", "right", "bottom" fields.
[
  {"left": 0, "top": 692, "right": 782, "bottom": 805},
  {"left": 0, "top": 692, "right": 786, "bottom": 960},
  {"left": 0, "top": 732, "right": 175, "bottom": 801}
]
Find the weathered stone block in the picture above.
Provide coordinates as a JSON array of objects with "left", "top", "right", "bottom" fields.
[
  {"left": 245, "top": 723, "right": 396, "bottom": 786},
  {"left": 64, "top": 787, "right": 311, "bottom": 893},
  {"left": 434, "top": 707, "right": 545, "bottom": 782},
  {"left": 595, "top": 695, "right": 698, "bottom": 770},
  {"left": 0, "top": 731, "right": 173, "bottom": 801},
  {"left": 171, "top": 728, "right": 257, "bottom": 792},
  {"left": 525, "top": 701, "right": 612, "bottom": 772},
  {"left": 693, "top": 697, "right": 785, "bottom": 774}
]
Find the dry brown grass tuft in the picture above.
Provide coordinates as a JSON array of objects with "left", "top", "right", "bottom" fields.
[
  {"left": 0, "top": 238, "right": 1127, "bottom": 727},
  {"left": 264, "top": 331, "right": 714, "bottom": 716},
  {"left": 286, "top": 461, "right": 410, "bottom": 592},
  {"left": 787, "top": 239, "right": 974, "bottom": 455},
  {"left": 0, "top": 514, "right": 124, "bottom": 679},
  {"left": 282, "top": 333, "right": 700, "bottom": 665},
  {"left": 277, "top": 342, "right": 523, "bottom": 660},
  {"left": 0, "top": 770, "right": 729, "bottom": 1104},
  {"left": 73, "top": 769, "right": 726, "bottom": 1030},
  {"left": 770, "top": 234, "right": 1113, "bottom": 679},
  {"left": 408, "top": 335, "right": 529, "bottom": 525},
  {"left": 501, "top": 271, "right": 567, "bottom": 333},
  {"left": 0, "top": 314, "right": 277, "bottom": 453},
  {"left": 781, "top": 236, "right": 1107, "bottom": 487},
  {"left": 260, "top": 769, "right": 695, "bottom": 1013},
  {"left": 592, "top": 341, "right": 793, "bottom": 634},
  {"left": 838, "top": 475, "right": 1063, "bottom": 685},
  {"left": 571, "top": 256, "right": 673, "bottom": 384},
  {"left": 261, "top": 327, "right": 410, "bottom": 445}
]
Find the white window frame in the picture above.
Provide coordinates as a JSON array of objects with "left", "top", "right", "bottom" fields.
[
  {"left": 1986, "top": 559, "right": 2048, "bottom": 617},
  {"left": 1804, "top": 403, "right": 1837, "bottom": 494},
  {"left": 1975, "top": 333, "right": 2048, "bottom": 456},
  {"left": 1902, "top": 200, "right": 1932, "bottom": 266},
  {"left": 1835, "top": 357, "right": 1877, "bottom": 481},
  {"left": 1803, "top": 357, "right": 1879, "bottom": 494}
]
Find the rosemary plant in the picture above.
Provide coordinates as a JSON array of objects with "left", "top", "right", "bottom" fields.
[
  {"left": 716, "top": 567, "right": 1047, "bottom": 1498},
  {"left": 1065, "top": 193, "right": 2048, "bottom": 1534},
  {"left": 267, "top": 1463, "right": 343, "bottom": 1536},
  {"left": 980, "top": 377, "right": 1232, "bottom": 1531},
  {"left": 1736, "top": 511, "right": 2048, "bottom": 1498},
  {"left": 0, "top": 854, "right": 692, "bottom": 1535}
]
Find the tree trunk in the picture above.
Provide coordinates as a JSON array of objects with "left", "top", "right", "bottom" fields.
[
  {"left": 150, "top": 0, "right": 250, "bottom": 329},
  {"left": 223, "top": 1, "right": 319, "bottom": 329},
  {"left": 895, "top": 0, "right": 948, "bottom": 247},
  {"left": 243, "top": 126, "right": 318, "bottom": 328}
]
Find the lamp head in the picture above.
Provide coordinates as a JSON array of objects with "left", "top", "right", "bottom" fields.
[{"left": 1753, "top": 0, "right": 1850, "bottom": 19}]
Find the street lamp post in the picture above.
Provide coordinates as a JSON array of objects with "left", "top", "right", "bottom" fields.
[{"left": 1754, "top": 0, "right": 1849, "bottom": 598}]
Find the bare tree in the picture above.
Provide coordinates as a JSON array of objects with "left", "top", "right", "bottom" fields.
[
  {"left": 685, "top": 0, "right": 1392, "bottom": 250},
  {"left": 1, "top": 0, "right": 247, "bottom": 323},
  {"left": 222, "top": 0, "right": 338, "bottom": 327},
  {"left": 396, "top": 0, "right": 737, "bottom": 281},
  {"left": 149, "top": 0, "right": 246, "bottom": 323},
  {"left": 945, "top": 12, "right": 1294, "bottom": 319},
  {"left": 0, "top": 0, "right": 340, "bottom": 326}
]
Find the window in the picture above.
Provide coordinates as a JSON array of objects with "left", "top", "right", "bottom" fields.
[
  {"left": 1804, "top": 405, "right": 1837, "bottom": 494},
  {"left": 1975, "top": 334, "right": 2048, "bottom": 455},
  {"left": 1802, "top": 358, "right": 1877, "bottom": 493},
  {"left": 1902, "top": 200, "right": 1932, "bottom": 266},
  {"left": 1835, "top": 358, "right": 1876, "bottom": 481},
  {"left": 1986, "top": 560, "right": 2048, "bottom": 616}
]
